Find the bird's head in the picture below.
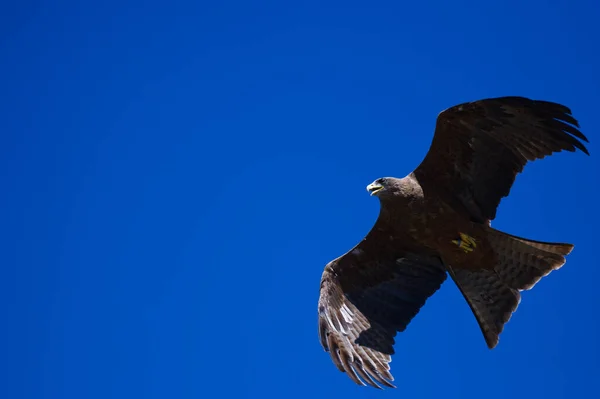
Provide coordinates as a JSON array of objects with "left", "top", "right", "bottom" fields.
[{"left": 366, "top": 177, "right": 397, "bottom": 198}]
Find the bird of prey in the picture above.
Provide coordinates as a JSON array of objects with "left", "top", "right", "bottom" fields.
[{"left": 317, "top": 96, "right": 589, "bottom": 389}]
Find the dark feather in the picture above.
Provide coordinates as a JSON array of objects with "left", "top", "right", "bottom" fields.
[
  {"left": 318, "top": 222, "right": 447, "bottom": 388},
  {"left": 414, "top": 96, "right": 589, "bottom": 223}
]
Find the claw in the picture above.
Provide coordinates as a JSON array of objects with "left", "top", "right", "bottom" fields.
[{"left": 452, "top": 232, "right": 477, "bottom": 253}]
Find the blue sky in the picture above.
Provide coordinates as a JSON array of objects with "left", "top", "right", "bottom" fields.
[{"left": 2, "top": 1, "right": 600, "bottom": 398}]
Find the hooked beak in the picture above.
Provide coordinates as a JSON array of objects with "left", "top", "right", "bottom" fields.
[{"left": 366, "top": 182, "right": 384, "bottom": 196}]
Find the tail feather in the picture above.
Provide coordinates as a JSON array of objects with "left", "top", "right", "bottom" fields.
[
  {"left": 498, "top": 231, "right": 574, "bottom": 256},
  {"left": 488, "top": 229, "right": 570, "bottom": 291},
  {"left": 447, "top": 266, "right": 520, "bottom": 349},
  {"left": 449, "top": 228, "right": 573, "bottom": 348}
]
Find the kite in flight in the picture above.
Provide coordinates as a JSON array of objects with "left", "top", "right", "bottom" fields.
[{"left": 317, "top": 96, "right": 589, "bottom": 389}]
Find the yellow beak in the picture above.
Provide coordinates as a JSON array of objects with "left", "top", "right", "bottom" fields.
[{"left": 366, "top": 182, "right": 384, "bottom": 196}]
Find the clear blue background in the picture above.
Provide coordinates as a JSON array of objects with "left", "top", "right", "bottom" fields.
[{"left": 2, "top": 1, "right": 599, "bottom": 398}]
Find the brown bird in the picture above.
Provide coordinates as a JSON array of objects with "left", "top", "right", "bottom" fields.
[{"left": 317, "top": 96, "right": 589, "bottom": 389}]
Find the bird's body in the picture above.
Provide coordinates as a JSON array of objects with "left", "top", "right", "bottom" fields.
[
  {"left": 317, "top": 96, "right": 589, "bottom": 389},
  {"left": 372, "top": 174, "right": 483, "bottom": 264}
]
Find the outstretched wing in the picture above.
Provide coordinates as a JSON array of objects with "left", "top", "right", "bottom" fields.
[
  {"left": 414, "top": 96, "right": 589, "bottom": 224},
  {"left": 317, "top": 221, "right": 447, "bottom": 389}
]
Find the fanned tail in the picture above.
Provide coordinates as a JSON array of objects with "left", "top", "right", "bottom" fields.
[{"left": 449, "top": 228, "right": 572, "bottom": 348}]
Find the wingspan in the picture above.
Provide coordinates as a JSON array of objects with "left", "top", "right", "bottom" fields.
[
  {"left": 414, "top": 96, "right": 589, "bottom": 224},
  {"left": 317, "top": 224, "right": 447, "bottom": 388}
]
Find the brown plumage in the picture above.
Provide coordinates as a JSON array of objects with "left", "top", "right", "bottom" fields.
[{"left": 317, "top": 96, "right": 589, "bottom": 389}]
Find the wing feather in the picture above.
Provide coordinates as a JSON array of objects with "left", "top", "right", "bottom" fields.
[
  {"left": 414, "top": 96, "right": 589, "bottom": 223},
  {"left": 318, "top": 225, "right": 447, "bottom": 388}
]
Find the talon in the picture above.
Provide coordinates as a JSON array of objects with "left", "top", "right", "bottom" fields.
[{"left": 453, "top": 232, "right": 476, "bottom": 253}]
